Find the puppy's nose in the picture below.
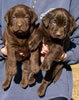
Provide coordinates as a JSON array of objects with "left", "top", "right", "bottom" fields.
[
  {"left": 56, "top": 32, "right": 61, "bottom": 36},
  {"left": 18, "top": 23, "right": 22, "bottom": 27}
]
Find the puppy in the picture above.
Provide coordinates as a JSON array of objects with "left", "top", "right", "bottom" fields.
[
  {"left": 29, "top": 8, "right": 76, "bottom": 96},
  {"left": 2, "top": 4, "right": 39, "bottom": 89}
]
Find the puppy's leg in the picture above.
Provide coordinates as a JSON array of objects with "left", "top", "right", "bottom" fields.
[
  {"left": 28, "top": 72, "right": 35, "bottom": 85},
  {"left": 30, "top": 49, "right": 40, "bottom": 73},
  {"left": 37, "top": 79, "right": 50, "bottom": 97},
  {"left": 2, "top": 61, "right": 13, "bottom": 89},
  {"left": 2, "top": 46, "right": 17, "bottom": 89},
  {"left": 7, "top": 59, "right": 17, "bottom": 75},
  {"left": 20, "top": 60, "right": 30, "bottom": 88},
  {"left": 41, "top": 52, "right": 53, "bottom": 71},
  {"left": 2, "top": 50, "right": 17, "bottom": 89},
  {"left": 29, "top": 49, "right": 40, "bottom": 85},
  {"left": 41, "top": 44, "right": 64, "bottom": 71},
  {"left": 37, "top": 68, "right": 53, "bottom": 96},
  {"left": 52, "top": 63, "right": 63, "bottom": 83},
  {"left": 2, "top": 73, "right": 12, "bottom": 89},
  {"left": 29, "top": 30, "right": 42, "bottom": 51},
  {"left": 2, "top": 73, "right": 13, "bottom": 89},
  {"left": 7, "top": 46, "right": 17, "bottom": 75}
]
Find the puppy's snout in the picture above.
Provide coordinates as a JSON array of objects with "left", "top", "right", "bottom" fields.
[
  {"left": 17, "top": 23, "right": 22, "bottom": 27},
  {"left": 55, "top": 28, "right": 65, "bottom": 38},
  {"left": 55, "top": 32, "right": 61, "bottom": 36}
]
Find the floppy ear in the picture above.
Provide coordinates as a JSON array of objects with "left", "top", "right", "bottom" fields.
[
  {"left": 69, "top": 15, "right": 77, "bottom": 34},
  {"left": 4, "top": 9, "right": 12, "bottom": 24},
  {"left": 42, "top": 13, "right": 51, "bottom": 28},
  {"left": 29, "top": 8, "right": 38, "bottom": 24}
]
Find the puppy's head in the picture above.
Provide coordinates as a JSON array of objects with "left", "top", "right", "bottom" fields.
[
  {"left": 42, "top": 8, "right": 76, "bottom": 39},
  {"left": 4, "top": 4, "right": 38, "bottom": 36}
]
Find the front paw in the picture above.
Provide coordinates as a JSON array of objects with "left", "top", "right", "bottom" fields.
[
  {"left": 41, "top": 61, "right": 50, "bottom": 71},
  {"left": 20, "top": 71, "right": 29, "bottom": 88},
  {"left": 37, "top": 79, "right": 49, "bottom": 97},
  {"left": 32, "top": 65, "right": 40, "bottom": 74},
  {"left": 54, "top": 53, "right": 65, "bottom": 62},
  {"left": 29, "top": 74, "right": 35, "bottom": 85},
  {"left": 20, "top": 80, "right": 28, "bottom": 88},
  {"left": 2, "top": 80, "right": 11, "bottom": 89},
  {"left": 2, "top": 75, "right": 12, "bottom": 89},
  {"left": 29, "top": 40, "right": 40, "bottom": 51},
  {"left": 29, "top": 40, "right": 35, "bottom": 50}
]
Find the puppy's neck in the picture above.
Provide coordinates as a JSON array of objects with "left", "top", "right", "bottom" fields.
[{"left": 7, "top": 25, "right": 31, "bottom": 39}]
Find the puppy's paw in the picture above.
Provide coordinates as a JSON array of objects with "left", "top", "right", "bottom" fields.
[
  {"left": 20, "top": 79, "right": 28, "bottom": 88},
  {"left": 20, "top": 71, "right": 29, "bottom": 88},
  {"left": 2, "top": 81, "right": 10, "bottom": 89},
  {"left": 32, "top": 66, "right": 40, "bottom": 74},
  {"left": 41, "top": 61, "right": 50, "bottom": 71},
  {"left": 37, "top": 85, "right": 45, "bottom": 97},
  {"left": 55, "top": 53, "right": 65, "bottom": 62},
  {"left": 29, "top": 40, "right": 40, "bottom": 51},
  {"left": 37, "top": 79, "right": 49, "bottom": 97},
  {"left": 29, "top": 75, "right": 35, "bottom": 85},
  {"left": 2, "top": 75, "right": 12, "bottom": 89},
  {"left": 29, "top": 40, "right": 36, "bottom": 50}
]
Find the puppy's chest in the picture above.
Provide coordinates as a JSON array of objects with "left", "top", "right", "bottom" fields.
[
  {"left": 43, "top": 37, "right": 63, "bottom": 46},
  {"left": 12, "top": 38, "right": 28, "bottom": 48},
  {"left": 43, "top": 37, "right": 66, "bottom": 50}
]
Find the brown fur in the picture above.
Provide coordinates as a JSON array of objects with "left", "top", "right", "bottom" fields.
[
  {"left": 2, "top": 4, "right": 39, "bottom": 89},
  {"left": 29, "top": 8, "right": 76, "bottom": 96}
]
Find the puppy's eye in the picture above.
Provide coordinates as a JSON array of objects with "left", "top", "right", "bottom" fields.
[
  {"left": 63, "top": 22, "right": 67, "bottom": 28},
  {"left": 50, "top": 20, "right": 56, "bottom": 25},
  {"left": 24, "top": 16, "right": 29, "bottom": 20},
  {"left": 52, "top": 22, "right": 56, "bottom": 25},
  {"left": 64, "top": 24, "right": 67, "bottom": 28},
  {"left": 12, "top": 16, "right": 16, "bottom": 20}
]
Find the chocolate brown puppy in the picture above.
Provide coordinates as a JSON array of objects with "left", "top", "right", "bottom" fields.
[
  {"left": 29, "top": 8, "right": 76, "bottom": 96},
  {"left": 2, "top": 4, "right": 39, "bottom": 89}
]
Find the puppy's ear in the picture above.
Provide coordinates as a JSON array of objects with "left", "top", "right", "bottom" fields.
[
  {"left": 42, "top": 14, "right": 50, "bottom": 28},
  {"left": 4, "top": 9, "right": 12, "bottom": 24},
  {"left": 29, "top": 8, "right": 38, "bottom": 24},
  {"left": 69, "top": 15, "right": 77, "bottom": 34}
]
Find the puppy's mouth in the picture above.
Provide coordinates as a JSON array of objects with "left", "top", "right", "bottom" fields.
[
  {"left": 17, "top": 29, "right": 24, "bottom": 33},
  {"left": 13, "top": 28, "right": 29, "bottom": 35},
  {"left": 51, "top": 33, "right": 66, "bottom": 40},
  {"left": 54, "top": 35, "right": 65, "bottom": 39},
  {"left": 13, "top": 29, "right": 30, "bottom": 38},
  {"left": 14, "top": 28, "right": 27, "bottom": 33}
]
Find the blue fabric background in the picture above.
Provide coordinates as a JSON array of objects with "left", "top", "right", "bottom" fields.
[{"left": 0, "top": 0, "right": 79, "bottom": 100}]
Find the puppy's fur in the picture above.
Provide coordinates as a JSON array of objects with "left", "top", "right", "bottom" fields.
[
  {"left": 2, "top": 4, "right": 39, "bottom": 89},
  {"left": 29, "top": 8, "right": 76, "bottom": 96}
]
